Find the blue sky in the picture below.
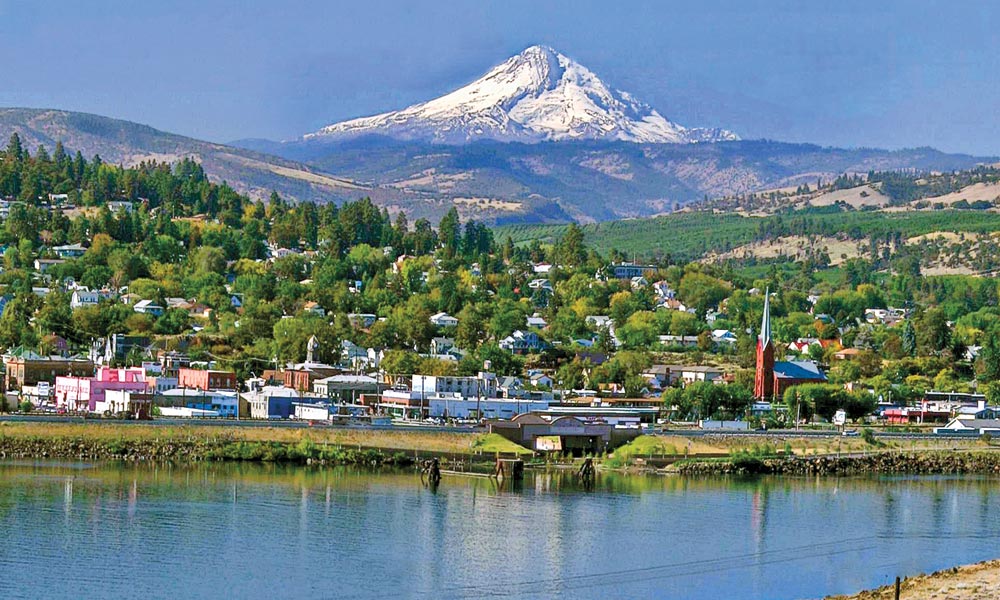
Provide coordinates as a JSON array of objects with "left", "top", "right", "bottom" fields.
[{"left": 1, "top": 0, "right": 999, "bottom": 154}]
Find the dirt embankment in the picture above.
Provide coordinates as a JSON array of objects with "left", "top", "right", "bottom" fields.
[{"left": 827, "top": 560, "right": 1000, "bottom": 600}]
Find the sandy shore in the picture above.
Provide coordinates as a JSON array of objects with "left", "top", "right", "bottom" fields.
[{"left": 827, "top": 560, "right": 1000, "bottom": 599}]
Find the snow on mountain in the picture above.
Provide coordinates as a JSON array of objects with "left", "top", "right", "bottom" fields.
[{"left": 306, "top": 45, "right": 739, "bottom": 144}]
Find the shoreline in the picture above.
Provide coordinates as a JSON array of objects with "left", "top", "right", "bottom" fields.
[
  {"left": 825, "top": 560, "right": 1000, "bottom": 599},
  {"left": 0, "top": 421, "right": 514, "bottom": 468},
  {"left": 4, "top": 421, "right": 1000, "bottom": 478},
  {"left": 670, "top": 450, "right": 1000, "bottom": 476}
]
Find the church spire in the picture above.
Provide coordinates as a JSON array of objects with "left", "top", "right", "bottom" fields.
[{"left": 759, "top": 288, "right": 771, "bottom": 347}]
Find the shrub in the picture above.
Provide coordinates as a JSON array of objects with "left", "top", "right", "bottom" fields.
[{"left": 861, "top": 428, "right": 878, "bottom": 446}]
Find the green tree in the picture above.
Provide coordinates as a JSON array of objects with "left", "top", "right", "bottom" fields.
[{"left": 901, "top": 320, "right": 917, "bottom": 357}]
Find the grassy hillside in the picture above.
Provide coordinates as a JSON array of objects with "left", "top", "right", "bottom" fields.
[{"left": 496, "top": 208, "right": 1000, "bottom": 264}]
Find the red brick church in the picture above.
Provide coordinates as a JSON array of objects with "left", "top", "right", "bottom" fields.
[{"left": 754, "top": 290, "right": 827, "bottom": 399}]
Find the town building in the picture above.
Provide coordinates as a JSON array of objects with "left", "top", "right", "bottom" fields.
[
  {"left": 411, "top": 372, "right": 498, "bottom": 399},
  {"left": 242, "top": 386, "right": 300, "bottom": 419},
  {"left": 607, "top": 263, "right": 658, "bottom": 280},
  {"left": 312, "top": 374, "right": 379, "bottom": 401},
  {"left": 5, "top": 355, "right": 94, "bottom": 391},
  {"left": 158, "top": 388, "right": 240, "bottom": 417},
  {"left": 935, "top": 418, "right": 1000, "bottom": 436},
  {"left": 54, "top": 367, "right": 147, "bottom": 412},
  {"left": 177, "top": 368, "right": 238, "bottom": 391},
  {"left": 489, "top": 412, "right": 643, "bottom": 454},
  {"left": 99, "top": 390, "right": 153, "bottom": 419}
]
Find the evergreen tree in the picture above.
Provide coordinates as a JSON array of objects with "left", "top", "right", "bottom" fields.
[
  {"left": 6, "top": 133, "right": 23, "bottom": 161},
  {"left": 438, "top": 207, "right": 460, "bottom": 258}
]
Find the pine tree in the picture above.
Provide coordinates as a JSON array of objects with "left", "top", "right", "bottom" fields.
[
  {"left": 438, "top": 207, "right": 460, "bottom": 258},
  {"left": 6, "top": 133, "right": 23, "bottom": 161}
]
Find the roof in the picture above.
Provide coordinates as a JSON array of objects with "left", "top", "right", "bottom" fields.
[
  {"left": 948, "top": 419, "right": 1000, "bottom": 430},
  {"left": 315, "top": 375, "right": 377, "bottom": 385},
  {"left": 773, "top": 361, "right": 827, "bottom": 381},
  {"left": 681, "top": 365, "right": 723, "bottom": 373},
  {"left": 759, "top": 287, "right": 771, "bottom": 346}
]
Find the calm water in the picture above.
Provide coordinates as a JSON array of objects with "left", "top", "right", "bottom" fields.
[{"left": 0, "top": 461, "right": 998, "bottom": 599}]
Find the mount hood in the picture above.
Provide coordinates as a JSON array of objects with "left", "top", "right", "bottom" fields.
[{"left": 306, "top": 45, "right": 739, "bottom": 144}]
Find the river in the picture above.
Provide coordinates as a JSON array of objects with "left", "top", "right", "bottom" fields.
[{"left": 0, "top": 460, "right": 998, "bottom": 599}]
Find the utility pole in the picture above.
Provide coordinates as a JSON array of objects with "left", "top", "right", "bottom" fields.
[{"left": 795, "top": 392, "right": 801, "bottom": 431}]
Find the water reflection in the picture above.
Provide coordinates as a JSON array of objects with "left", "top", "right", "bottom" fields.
[{"left": 0, "top": 461, "right": 999, "bottom": 600}]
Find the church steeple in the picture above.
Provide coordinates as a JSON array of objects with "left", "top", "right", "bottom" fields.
[
  {"left": 759, "top": 288, "right": 772, "bottom": 347},
  {"left": 754, "top": 288, "right": 776, "bottom": 399}
]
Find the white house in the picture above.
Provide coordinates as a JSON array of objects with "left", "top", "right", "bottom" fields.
[
  {"left": 34, "top": 258, "right": 65, "bottom": 273},
  {"left": 302, "top": 301, "right": 325, "bottom": 316},
  {"left": 711, "top": 329, "right": 738, "bottom": 345},
  {"left": 430, "top": 312, "right": 459, "bottom": 327},
  {"left": 586, "top": 315, "right": 613, "bottom": 329},
  {"left": 107, "top": 201, "right": 134, "bottom": 214},
  {"left": 71, "top": 290, "right": 103, "bottom": 309},
  {"left": 53, "top": 243, "right": 86, "bottom": 258},
  {"left": 679, "top": 366, "right": 725, "bottom": 385},
  {"left": 529, "top": 372, "right": 554, "bottom": 388},
  {"left": 499, "top": 330, "right": 546, "bottom": 354},
  {"left": 347, "top": 313, "right": 377, "bottom": 328},
  {"left": 526, "top": 314, "right": 548, "bottom": 329},
  {"left": 935, "top": 418, "right": 1000, "bottom": 435},
  {"left": 133, "top": 299, "right": 165, "bottom": 317}
]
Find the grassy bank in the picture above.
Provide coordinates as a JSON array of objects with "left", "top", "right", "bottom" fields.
[
  {"left": 673, "top": 449, "right": 1000, "bottom": 476},
  {"left": 0, "top": 422, "right": 531, "bottom": 466}
]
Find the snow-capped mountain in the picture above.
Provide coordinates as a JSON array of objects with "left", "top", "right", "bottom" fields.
[{"left": 306, "top": 45, "right": 739, "bottom": 144}]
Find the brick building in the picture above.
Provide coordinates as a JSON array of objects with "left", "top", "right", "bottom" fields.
[
  {"left": 5, "top": 356, "right": 94, "bottom": 391},
  {"left": 177, "top": 368, "right": 238, "bottom": 391}
]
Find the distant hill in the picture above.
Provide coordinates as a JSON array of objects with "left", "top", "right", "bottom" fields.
[
  {"left": 0, "top": 108, "right": 431, "bottom": 214},
  {"left": 2, "top": 108, "right": 993, "bottom": 226},
  {"left": 239, "top": 135, "right": 993, "bottom": 222}
]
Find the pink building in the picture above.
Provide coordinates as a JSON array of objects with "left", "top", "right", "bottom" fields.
[{"left": 54, "top": 367, "right": 147, "bottom": 412}]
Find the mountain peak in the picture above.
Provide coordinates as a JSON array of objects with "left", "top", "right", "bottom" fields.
[{"left": 306, "top": 46, "right": 738, "bottom": 144}]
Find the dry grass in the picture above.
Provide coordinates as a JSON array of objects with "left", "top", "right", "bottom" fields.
[
  {"left": 703, "top": 433, "right": 985, "bottom": 457},
  {"left": 0, "top": 422, "right": 481, "bottom": 455}
]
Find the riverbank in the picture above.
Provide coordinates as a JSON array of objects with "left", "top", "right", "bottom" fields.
[
  {"left": 0, "top": 421, "right": 527, "bottom": 466},
  {"left": 827, "top": 560, "right": 1000, "bottom": 599},
  {"left": 672, "top": 450, "right": 1000, "bottom": 476}
]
